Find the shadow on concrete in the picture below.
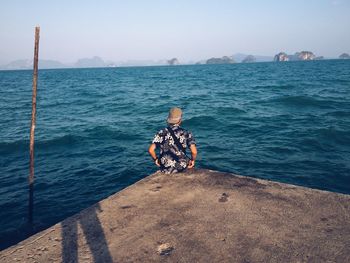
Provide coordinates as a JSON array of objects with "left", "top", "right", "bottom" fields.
[{"left": 61, "top": 203, "right": 113, "bottom": 263}]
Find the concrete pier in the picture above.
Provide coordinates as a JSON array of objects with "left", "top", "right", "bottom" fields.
[{"left": 1, "top": 169, "right": 349, "bottom": 262}]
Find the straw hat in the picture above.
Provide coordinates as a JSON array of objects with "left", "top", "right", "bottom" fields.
[{"left": 167, "top": 107, "right": 182, "bottom": 124}]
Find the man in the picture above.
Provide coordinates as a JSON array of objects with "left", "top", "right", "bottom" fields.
[{"left": 148, "top": 107, "right": 197, "bottom": 174}]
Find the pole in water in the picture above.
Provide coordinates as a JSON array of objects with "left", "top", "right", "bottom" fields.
[{"left": 29, "top": 26, "right": 40, "bottom": 224}]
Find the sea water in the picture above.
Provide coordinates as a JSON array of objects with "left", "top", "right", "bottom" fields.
[{"left": 1, "top": 60, "right": 350, "bottom": 249}]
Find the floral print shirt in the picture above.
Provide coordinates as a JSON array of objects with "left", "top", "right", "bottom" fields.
[{"left": 152, "top": 124, "right": 196, "bottom": 174}]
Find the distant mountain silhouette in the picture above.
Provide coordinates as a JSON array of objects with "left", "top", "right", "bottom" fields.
[
  {"left": 74, "top": 56, "right": 106, "bottom": 68},
  {"left": 0, "top": 59, "right": 66, "bottom": 70},
  {"left": 232, "top": 53, "right": 273, "bottom": 62},
  {"left": 0, "top": 56, "right": 112, "bottom": 70},
  {"left": 2, "top": 51, "right": 344, "bottom": 71},
  {"left": 242, "top": 55, "right": 257, "bottom": 63}
]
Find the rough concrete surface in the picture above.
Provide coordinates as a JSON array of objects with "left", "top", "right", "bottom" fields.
[{"left": 1, "top": 169, "right": 349, "bottom": 263}]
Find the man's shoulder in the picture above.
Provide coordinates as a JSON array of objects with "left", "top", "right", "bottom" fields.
[
  {"left": 178, "top": 126, "right": 192, "bottom": 133},
  {"left": 155, "top": 127, "right": 169, "bottom": 135},
  {"left": 175, "top": 126, "right": 194, "bottom": 138}
]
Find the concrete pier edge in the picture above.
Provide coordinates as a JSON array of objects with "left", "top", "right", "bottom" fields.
[{"left": 1, "top": 169, "right": 349, "bottom": 262}]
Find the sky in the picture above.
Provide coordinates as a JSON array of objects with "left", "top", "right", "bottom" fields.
[{"left": 0, "top": 0, "right": 349, "bottom": 64}]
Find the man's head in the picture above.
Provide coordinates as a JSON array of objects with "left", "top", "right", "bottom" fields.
[{"left": 167, "top": 107, "right": 182, "bottom": 125}]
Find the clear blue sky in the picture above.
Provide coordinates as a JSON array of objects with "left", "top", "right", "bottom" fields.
[{"left": 0, "top": 0, "right": 349, "bottom": 64}]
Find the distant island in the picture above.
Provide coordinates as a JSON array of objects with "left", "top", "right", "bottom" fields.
[
  {"left": 242, "top": 55, "right": 256, "bottom": 63},
  {"left": 339, "top": 53, "right": 350, "bottom": 59},
  {"left": 274, "top": 52, "right": 289, "bottom": 62},
  {"left": 206, "top": 56, "right": 235, "bottom": 64},
  {"left": 274, "top": 51, "right": 316, "bottom": 62},
  {"left": 295, "top": 51, "right": 316, "bottom": 60},
  {"left": 167, "top": 58, "right": 180, "bottom": 65},
  {"left": 1, "top": 52, "right": 349, "bottom": 70},
  {"left": 274, "top": 51, "right": 326, "bottom": 62}
]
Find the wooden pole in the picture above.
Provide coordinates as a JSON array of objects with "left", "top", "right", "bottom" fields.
[{"left": 29, "top": 26, "right": 40, "bottom": 224}]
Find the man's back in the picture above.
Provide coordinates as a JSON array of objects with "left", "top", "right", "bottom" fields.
[{"left": 152, "top": 124, "right": 195, "bottom": 173}]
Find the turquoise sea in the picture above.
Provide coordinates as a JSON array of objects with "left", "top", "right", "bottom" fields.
[{"left": 1, "top": 60, "right": 350, "bottom": 249}]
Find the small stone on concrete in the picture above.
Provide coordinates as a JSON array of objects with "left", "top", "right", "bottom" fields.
[
  {"left": 219, "top": 192, "right": 229, "bottom": 202},
  {"left": 157, "top": 243, "right": 174, "bottom": 256}
]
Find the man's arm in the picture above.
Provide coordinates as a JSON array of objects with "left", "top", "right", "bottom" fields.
[
  {"left": 188, "top": 144, "right": 197, "bottom": 169},
  {"left": 148, "top": 143, "right": 160, "bottom": 167}
]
